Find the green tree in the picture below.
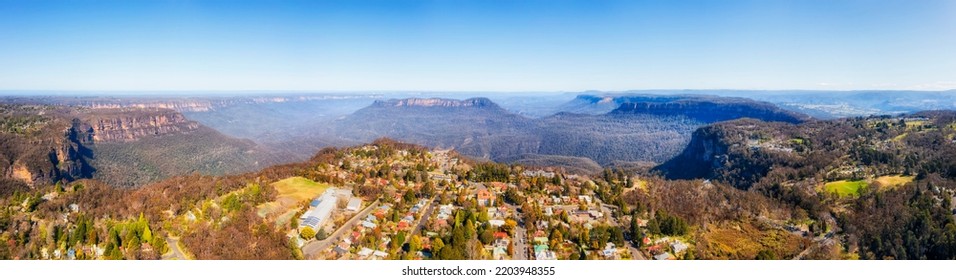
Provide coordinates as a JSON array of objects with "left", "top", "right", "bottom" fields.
[
  {"left": 315, "top": 228, "right": 328, "bottom": 240},
  {"left": 755, "top": 249, "right": 777, "bottom": 260},
  {"left": 142, "top": 225, "right": 153, "bottom": 243},
  {"left": 409, "top": 235, "right": 423, "bottom": 252},
  {"left": 479, "top": 228, "right": 494, "bottom": 245},
  {"left": 300, "top": 227, "right": 316, "bottom": 240},
  {"left": 432, "top": 237, "right": 445, "bottom": 254},
  {"left": 151, "top": 236, "right": 169, "bottom": 255}
]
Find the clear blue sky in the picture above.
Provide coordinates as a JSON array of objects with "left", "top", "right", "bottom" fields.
[{"left": 1, "top": 0, "right": 954, "bottom": 91}]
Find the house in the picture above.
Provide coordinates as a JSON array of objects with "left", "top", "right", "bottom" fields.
[
  {"left": 489, "top": 182, "right": 508, "bottom": 192},
  {"left": 477, "top": 188, "right": 495, "bottom": 206},
  {"left": 333, "top": 243, "right": 349, "bottom": 256},
  {"left": 578, "top": 195, "right": 592, "bottom": 204},
  {"left": 68, "top": 203, "right": 80, "bottom": 213},
  {"left": 489, "top": 219, "right": 505, "bottom": 227},
  {"left": 654, "top": 252, "right": 675, "bottom": 260},
  {"left": 358, "top": 247, "right": 374, "bottom": 259},
  {"left": 362, "top": 220, "right": 377, "bottom": 229},
  {"left": 671, "top": 241, "right": 689, "bottom": 254},
  {"left": 523, "top": 170, "right": 555, "bottom": 179},
  {"left": 544, "top": 207, "right": 554, "bottom": 216},
  {"left": 373, "top": 250, "right": 389, "bottom": 259},
  {"left": 486, "top": 208, "right": 498, "bottom": 218},
  {"left": 535, "top": 250, "right": 557, "bottom": 260},
  {"left": 533, "top": 244, "right": 549, "bottom": 254},
  {"left": 346, "top": 198, "right": 362, "bottom": 212},
  {"left": 602, "top": 243, "right": 618, "bottom": 258},
  {"left": 494, "top": 232, "right": 509, "bottom": 239}
]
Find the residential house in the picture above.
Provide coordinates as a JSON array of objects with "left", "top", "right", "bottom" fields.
[
  {"left": 535, "top": 250, "right": 557, "bottom": 260},
  {"left": 654, "top": 252, "right": 675, "bottom": 260},
  {"left": 358, "top": 247, "right": 374, "bottom": 259},
  {"left": 477, "top": 188, "right": 495, "bottom": 206},
  {"left": 671, "top": 241, "right": 689, "bottom": 254},
  {"left": 372, "top": 250, "right": 389, "bottom": 260}
]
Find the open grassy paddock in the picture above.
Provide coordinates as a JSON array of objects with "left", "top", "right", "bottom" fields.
[
  {"left": 824, "top": 180, "right": 868, "bottom": 197},
  {"left": 874, "top": 175, "right": 914, "bottom": 190},
  {"left": 256, "top": 176, "right": 330, "bottom": 222}
]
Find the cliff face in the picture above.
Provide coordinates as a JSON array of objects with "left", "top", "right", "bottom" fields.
[
  {"left": 2, "top": 118, "right": 96, "bottom": 186},
  {"left": 88, "top": 101, "right": 217, "bottom": 112},
  {"left": 82, "top": 109, "right": 201, "bottom": 142},
  {"left": 653, "top": 125, "right": 731, "bottom": 180},
  {"left": 610, "top": 100, "right": 810, "bottom": 124},
  {"left": 373, "top": 98, "right": 500, "bottom": 109},
  {"left": 2, "top": 107, "right": 206, "bottom": 187}
]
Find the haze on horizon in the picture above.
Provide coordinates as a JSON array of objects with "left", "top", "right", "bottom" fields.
[{"left": 1, "top": 0, "right": 954, "bottom": 92}]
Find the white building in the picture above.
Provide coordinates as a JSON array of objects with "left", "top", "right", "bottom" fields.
[
  {"left": 346, "top": 197, "right": 362, "bottom": 212},
  {"left": 299, "top": 188, "right": 337, "bottom": 231}
]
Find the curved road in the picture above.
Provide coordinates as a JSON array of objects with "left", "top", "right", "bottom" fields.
[{"left": 161, "top": 236, "right": 189, "bottom": 260}]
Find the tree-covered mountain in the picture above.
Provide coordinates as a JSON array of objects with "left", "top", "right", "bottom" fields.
[{"left": 655, "top": 111, "right": 956, "bottom": 259}]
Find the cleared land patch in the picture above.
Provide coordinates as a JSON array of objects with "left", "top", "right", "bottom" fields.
[
  {"left": 256, "top": 176, "right": 330, "bottom": 225},
  {"left": 699, "top": 221, "right": 806, "bottom": 260},
  {"left": 824, "top": 180, "right": 868, "bottom": 197},
  {"left": 874, "top": 175, "right": 914, "bottom": 191}
]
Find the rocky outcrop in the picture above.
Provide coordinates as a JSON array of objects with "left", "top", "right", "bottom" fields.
[
  {"left": 82, "top": 109, "right": 201, "bottom": 142},
  {"left": 1, "top": 118, "right": 95, "bottom": 186}
]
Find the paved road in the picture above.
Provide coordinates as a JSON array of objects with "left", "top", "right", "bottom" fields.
[
  {"left": 504, "top": 203, "right": 529, "bottom": 260},
  {"left": 409, "top": 198, "right": 437, "bottom": 239},
  {"left": 513, "top": 222, "right": 528, "bottom": 260},
  {"left": 792, "top": 233, "right": 834, "bottom": 260},
  {"left": 627, "top": 243, "right": 646, "bottom": 260},
  {"left": 161, "top": 236, "right": 188, "bottom": 260},
  {"left": 302, "top": 199, "right": 380, "bottom": 259}
]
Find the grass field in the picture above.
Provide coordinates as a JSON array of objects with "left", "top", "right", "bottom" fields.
[
  {"left": 874, "top": 175, "right": 914, "bottom": 190},
  {"left": 824, "top": 180, "right": 868, "bottom": 197},
  {"left": 256, "top": 176, "right": 330, "bottom": 222}
]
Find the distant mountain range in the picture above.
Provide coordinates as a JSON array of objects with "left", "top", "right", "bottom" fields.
[
  {"left": 332, "top": 95, "right": 809, "bottom": 169},
  {"left": 4, "top": 89, "right": 954, "bottom": 187}
]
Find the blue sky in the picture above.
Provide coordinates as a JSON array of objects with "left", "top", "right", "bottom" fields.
[{"left": 1, "top": 0, "right": 954, "bottom": 91}]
